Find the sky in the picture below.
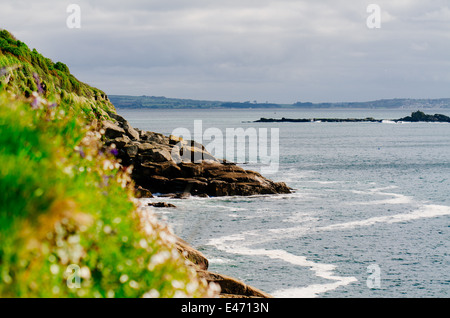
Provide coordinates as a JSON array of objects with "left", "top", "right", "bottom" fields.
[{"left": 1, "top": 0, "right": 450, "bottom": 103}]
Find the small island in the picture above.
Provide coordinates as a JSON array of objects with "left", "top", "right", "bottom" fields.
[{"left": 254, "top": 111, "right": 450, "bottom": 123}]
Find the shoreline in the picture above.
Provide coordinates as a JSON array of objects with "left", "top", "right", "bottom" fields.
[{"left": 103, "top": 112, "right": 291, "bottom": 297}]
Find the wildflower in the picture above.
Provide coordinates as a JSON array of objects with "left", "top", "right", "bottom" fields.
[
  {"left": 129, "top": 280, "right": 139, "bottom": 289},
  {"left": 110, "top": 148, "right": 119, "bottom": 156},
  {"left": 80, "top": 267, "right": 91, "bottom": 279},
  {"left": 30, "top": 92, "right": 43, "bottom": 109},
  {"left": 148, "top": 251, "right": 171, "bottom": 270},
  {"left": 0, "top": 67, "right": 7, "bottom": 77},
  {"left": 0, "top": 65, "right": 19, "bottom": 78},
  {"left": 76, "top": 147, "right": 86, "bottom": 158},
  {"left": 102, "top": 175, "right": 112, "bottom": 187},
  {"left": 119, "top": 274, "right": 129, "bottom": 284},
  {"left": 143, "top": 289, "right": 160, "bottom": 298},
  {"left": 33, "top": 72, "right": 44, "bottom": 94}
]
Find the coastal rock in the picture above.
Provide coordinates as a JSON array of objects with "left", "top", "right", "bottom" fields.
[
  {"left": 135, "top": 186, "right": 153, "bottom": 198},
  {"left": 102, "top": 115, "right": 292, "bottom": 197},
  {"left": 102, "top": 120, "right": 125, "bottom": 139},
  {"left": 123, "top": 144, "right": 138, "bottom": 158},
  {"left": 172, "top": 235, "right": 271, "bottom": 298},
  {"left": 196, "top": 270, "right": 272, "bottom": 298},
  {"left": 141, "top": 148, "right": 173, "bottom": 163},
  {"left": 395, "top": 110, "right": 450, "bottom": 123},
  {"left": 174, "top": 236, "right": 209, "bottom": 271},
  {"left": 254, "top": 111, "right": 450, "bottom": 124},
  {"left": 113, "top": 135, "right": 131, "bottom": 148},
  {"left": 123, "top": 121, "right": 140, "bottom": 141},
  {"left": 148, "top": 202, "right": 176, "bottom": 208}
]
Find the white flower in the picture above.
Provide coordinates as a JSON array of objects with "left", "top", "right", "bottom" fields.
[
  {"left": 142, "top": 289, "right": 159, "bottom": 298},
  {"left": 119, "top": 274, "right": 129, "bottom": 284}
]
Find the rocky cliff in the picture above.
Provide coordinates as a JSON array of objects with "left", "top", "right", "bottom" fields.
[{"left": 173, "top": 236, "right": 272, "bottom": 298}]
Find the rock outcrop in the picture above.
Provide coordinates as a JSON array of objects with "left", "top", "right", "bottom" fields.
[
  {"left": 174, "top": 236, "right": 272, "bottom": 298},
  {"left": 254, "top": 111, "right": 450, "bottom": 124},
  {"left": 102, "top": 112, "right": 291, "bottom": 198},
  {"left": 395, "top": 110, "right": 450, "bottom": 123}
]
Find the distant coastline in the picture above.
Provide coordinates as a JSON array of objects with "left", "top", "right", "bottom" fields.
[{"left": 110, "top": 95, "right": 450, "bottom": 110}]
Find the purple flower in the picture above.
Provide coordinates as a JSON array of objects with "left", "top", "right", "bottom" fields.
[
  {"left": 33, "top": 73, "right": 44, "bottom": 94},
  {"left": 101, "top": 175, "right": 114, "bottom": 188},
  {"left": 30, "top": 92, "right": 41, "bottom": 109},
  {"left": 110, "top": 148, "right": 119, "bottom": 156},
  {"left": 0, "top": 67, "right": 7, "bottom": 77},
  {"left": 30, "top": 97, "right": 39, "bottom": 109},
  {"left": 76, "top": 147, "right": 85, "bottom": 158}
]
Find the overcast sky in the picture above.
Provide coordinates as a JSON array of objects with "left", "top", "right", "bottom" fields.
[{"left": 1, "top": 0, "right": 450, "bottom": 103}]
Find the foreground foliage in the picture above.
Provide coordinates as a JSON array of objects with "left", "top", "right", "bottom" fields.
[{"left": 0, "top": 30, "right": 214, "bottom": 298}]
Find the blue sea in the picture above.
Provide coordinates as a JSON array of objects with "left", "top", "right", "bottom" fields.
[{"left": 118, "top": 108, "right": 450, "bottom": 298}]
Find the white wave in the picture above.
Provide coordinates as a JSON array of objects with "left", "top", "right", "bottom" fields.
[
  {"left": 272, "top": 278, "right": 357, "bottom": 298},
  {"left": 317, "top": 204, "right": 450, "bottom": 232},
  {"left": 343, "top": 187, "right": 412, "bottom": 205},
  {"left": 303, "top": 180, "right": 343, "bottom": 185},
  {"left": 211, "top": 204, "right": 450, "bottom": 297},
  {"left": 269, "top": 204, "right": 450, "bottom": 238},
  {"left": 202, "top": 204, "right": 248, "bottom": 212},
  {"left": 348, "top": 185, "right": 399, "bottom": 195},
  {"left": 347, "top": 193, "right": 412, "bottom": 205},
  {"left": 208, "top": 237, "right": 357, "bottom": 298},
  {"left": 208, "top": 258, "right": 232, "bottom": 264}
]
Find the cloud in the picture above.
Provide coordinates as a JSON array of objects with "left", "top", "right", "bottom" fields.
[{"left": 1, "top": 0, "right": 449, "bottom": 102}]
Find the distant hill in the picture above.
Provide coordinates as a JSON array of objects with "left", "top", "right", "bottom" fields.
[
  {"left": 110, "top": 95, "right": 450, "bottom": 109},
  {"left": 109, "top": 95, "right": 283, "bottom": 109},
  {"left": 293, "top": 98, "right": 450, "bottom": 109}
]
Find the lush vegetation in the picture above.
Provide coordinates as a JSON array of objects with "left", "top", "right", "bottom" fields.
[
  {"left": 0, "top": 30, "right": 113, "bottom": 120},
  {"left": 0, "top": 30, "right": 214, "bottom": 297}
]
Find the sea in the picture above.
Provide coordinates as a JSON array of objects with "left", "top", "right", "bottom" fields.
[{"left": 117, "top": 108, "right": 450, "bottom": 298}]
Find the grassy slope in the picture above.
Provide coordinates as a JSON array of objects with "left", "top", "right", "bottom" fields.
[{"left": 0, "top": 30, "right": 213, "bottom": 297}]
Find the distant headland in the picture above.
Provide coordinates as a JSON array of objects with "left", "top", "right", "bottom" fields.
[{"left": 110, "top": 95, "right": 450, "bottom": 110}]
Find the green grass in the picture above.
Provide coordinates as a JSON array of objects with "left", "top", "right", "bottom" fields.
[{"left": 0, "top": 30, "right": 214, "bottom": 298}]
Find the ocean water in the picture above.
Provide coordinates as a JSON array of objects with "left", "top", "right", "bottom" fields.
[{"left": 118, "top": 108, "right": 450, "bottom": 298}]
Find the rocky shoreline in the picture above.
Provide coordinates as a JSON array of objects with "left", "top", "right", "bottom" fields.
[
  {"left": 101, "top": 112, "right": 291, "bottom": 298},
  {"left": 103, "top": 111, "right": 291, "bottom": 198},
  {"left": 174, "top": 235, "right": 272, "bottom": 298}
]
